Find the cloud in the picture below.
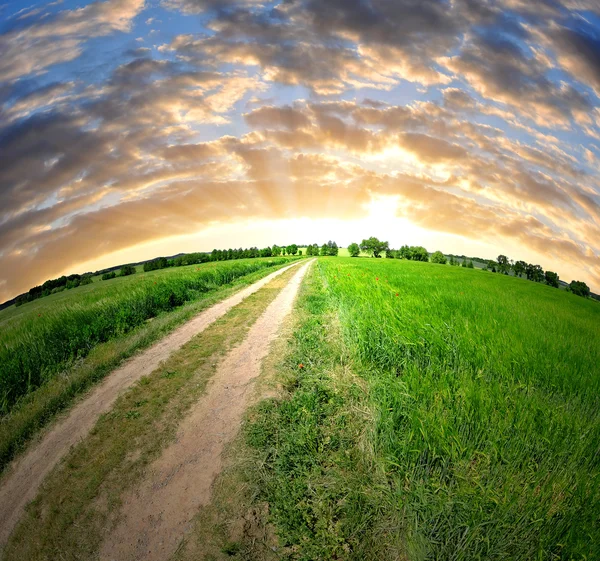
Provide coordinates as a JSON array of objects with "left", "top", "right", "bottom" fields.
[
  {"left": 441, "top": 29, "right": 594, "bottom": 126},
  {"left": 543, "top": 24, "right": 600, "bottom": 97},
  {"left": 0, "top": 0, "right": 146, "bottom": 82},
  {"left": 1, "top": 0, "right": 600, "bottom": 301}
]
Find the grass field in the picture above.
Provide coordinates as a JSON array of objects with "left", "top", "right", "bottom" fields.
[
  {"left": 242, "top": 257, "right": 600, "bottom": 560},
  {"left": 2, "top": 254, "right": 599, "bottom": 559},
  {"left": 3, "top": 265, "right": 303, "bottom": 561},
  {"left": 0, "top": 257, "right": 298, "bottom": 471}
]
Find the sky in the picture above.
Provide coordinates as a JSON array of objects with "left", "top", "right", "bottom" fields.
[{"left": 1, "top": 0, "right": 600, "bottom": 302}]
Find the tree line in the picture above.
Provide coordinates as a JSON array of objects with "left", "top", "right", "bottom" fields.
[
  {"left": 482, "top": 254, "right": 590, "bottom": 297},
  {"left": 141, "top": 245, "right": 301, "bottom": 274},
  {"left": 306, "top": 241, "right": 339, "bottom": 256},
  {"left": 15, "top": 273, "right": 94, "bottom": 307},
  {"left": 12, "top": 244, "right": 304, "bottom": 308},
  {"left": 346, "top": 237, "right": 592, "bottom": 299}
]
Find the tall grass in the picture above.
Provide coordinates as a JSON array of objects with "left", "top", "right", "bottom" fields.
[
  {"left": 0, "top": 258, "right": 293, "bottom": 415},
  {"left": 319, "top": 258, "right": 600, "bottom": 559},
  {"left": 246, "top": 258, "right": 599, "bottom": 560}
]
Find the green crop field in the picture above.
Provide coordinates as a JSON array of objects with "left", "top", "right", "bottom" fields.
[
  {"left": 245, "top": 257, "right": 600, "bottom": 560},
  {"left": 0, "top": 257, "right": 297, "bottom": 470}
]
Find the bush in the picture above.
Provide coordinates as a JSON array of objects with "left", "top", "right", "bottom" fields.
[
  {"left": 431, "top": 251, "right": 447, "bottom": 265},
  {"left": 119, "top": 265, "right": 136, "bottom": 277},
  {"left": 102, "top": 272, "right": 117, "bottom": 281}
]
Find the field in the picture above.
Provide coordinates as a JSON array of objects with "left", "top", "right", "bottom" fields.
[
  {"left": 1, "top": 255, "right": 599, "bottom": 560},
  {"left": 242, "top": 257, "right": 600, "bottom": 560},
  {"left": 0, "top": 257, "right": 297, "bottom": 470}
]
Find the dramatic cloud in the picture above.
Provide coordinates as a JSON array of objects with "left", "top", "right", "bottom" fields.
[{"left": 0, "top": 0, "right": 600, "bottom": 302}]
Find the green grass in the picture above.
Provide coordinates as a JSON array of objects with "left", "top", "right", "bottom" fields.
[
  {"left": 243, "top": 257, "right": 600, "bottom": 560},
  {"left": 0, "top": 257, "right": 298, "bottom": 473},
  {"left": 3, "top": 265, "right": 300, "bottom": 561}
]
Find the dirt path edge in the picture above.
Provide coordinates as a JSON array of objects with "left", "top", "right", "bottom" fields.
[
  {"left": 99, "top": 260, "right": 313, "bottom": 561},
  {"left": 0, "top": 260, "right": 303, "bottom": 552}
]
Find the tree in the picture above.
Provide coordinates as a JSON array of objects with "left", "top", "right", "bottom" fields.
[
  {"left": 545, "top": 271, "right": 559, "bottom": 288},
  {"left": 461, "top": 259, "right": 467, "bottom": 267},
  {"left": 272, "top": 245, "right": 282, "bottom": 256},
  {"left": 102, "top": 271, "right": 116, "bottom": 281},
  {"left": 468, "top": 260, "right": 474, "bottom": 269},
  {"left": 320, "top": 243, "right": 329, "bottom": 256},
  {"left": 497, "top": 255, "right": 510, "bottom": 274},
  {"left": 327, "top": 241, "right": 339, "bottom": 256},
  {"left": 399, "top": 245, "right": 411, "bottom": 259},
  {"left": 513, "top": 260, "right": 527, "bottom": 278},
  {"left": 411, "top": 246, "right": 429, "bottom": 262},
  {"left": 348, "top": 243, "right": 360, "bottom": 257},
  {"left": 431, "top": 251, "right": 447, "bottom": 265},
  {"left": 286, "top": 244, "right": 298, "bottom": 256},
  {"left": 487, "top": 260, "right": 497, "bottom": 273},
  {"left": 360, "top": 237, "right": 389, "bottom": 258},
  {"left": 449, "top": 256, "right": 456, "bottom": 266},
  {"left": 120, "top": 264, "right": 136, "bottom": 277},
  {"left": 526, "top": 263, "right": 544, "bottom": 283},
  {"left": 385, "top": 248, "right": 397, "bottom": 259},
  {"left": 569, "top": 280, "right": 590, "bottom": 298}
]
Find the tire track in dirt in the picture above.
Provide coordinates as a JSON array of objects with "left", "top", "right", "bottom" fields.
[
  {"left": 0, "top": 260, "right": 303, "bottom": 551},
  {"left": 99, "top": 260, "right": 313, "bottom": 561}
]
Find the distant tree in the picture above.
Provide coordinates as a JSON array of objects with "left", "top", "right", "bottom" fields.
[
  {"left": 431, "top": 251, "right": 447, "bottom": 265},
  {"left": 348, "top": 243, "right": 361, "bottom": 257},
  {"left": 385, "top": 248, "right": 397, "bottom": 259},
  {"left": 80, "top": 275, "right": 93, "bottom": 286},
  {"left": 545, "top": 271, "right": 560, "bottom": 288},
  {"left": 526, "top": 263, "right": 544, "bottom": 283},
  {"left": 497, "top": 255, "right": 510, "bottom": 275},
  {"left": 360, "top": 237, "right": 389, "bottom": 258},
  {"left": 449, "top": 256, "right": 456, "bottom": 266},
  {"left": 569, "top": 280, "right": 590, "bottom": 298},
  {"left": 272, "top": 245, "right": 282, "bottom": 256},
  {"left": 461, "top": 259, "right": 467, "bottom": 268},
  {"left": 327, "top": 241, "right": 339, "bottom": 256},
  {"left": 398, "top": 245, "right": 411, "bottom": 260},
  {"left": 320, "top": 243, "right": 329, "bottom": 256},
  {"left": 286, "top": 244, "right": 298, "bottom": 256},
  {"left": 102, "top": 271, "right": 117, "bottom": 281},
  {"left": 120, "top": 264, "right": 136, "bottom": 277},
  {"left": 66, "top": 278, "right": 80, "bottom": 289},
  {"left": 468, "top": 260, "right": 474, "bottom": 269},
  {"left": 513, "top": 260, "right": 527, "bottom": 278},
  {"left": 298, "top": 250, "right": 303, "bottom": 256},
  {"left": 487, "top": 260, "right": 497, "bottom": 273},
  {"left": 411, "top": 246, "right": 429, "bottom": 262}
]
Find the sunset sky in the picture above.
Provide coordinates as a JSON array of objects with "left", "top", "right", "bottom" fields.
[{"left": 1, "top": 0, "right": 600, "bottom": 302}]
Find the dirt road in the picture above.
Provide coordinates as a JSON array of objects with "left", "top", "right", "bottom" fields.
[
  {"left": 0, "top": 260, "right": 303, "bottom": 551},
  {"left": 99, "top": 260, "right": 312, "bottom": 561}
]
